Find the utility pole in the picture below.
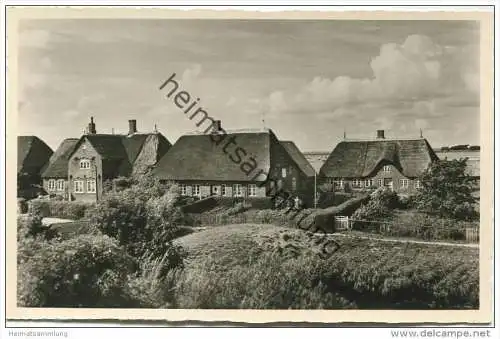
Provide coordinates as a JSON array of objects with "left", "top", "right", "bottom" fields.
[
  {"left": 314, "top": 171, "right": 317, "bottom": 209},
  {"left": 94, "top": 161, "right": 98, "bottom": 203}
]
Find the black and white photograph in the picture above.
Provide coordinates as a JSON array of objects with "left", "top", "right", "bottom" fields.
[{"left": 5, "top": 6, "right": 495, "bottom": 326}]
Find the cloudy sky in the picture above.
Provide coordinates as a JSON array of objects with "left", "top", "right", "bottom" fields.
[{"left": 18, "top": 19, "right": 480, "bottom": 152}]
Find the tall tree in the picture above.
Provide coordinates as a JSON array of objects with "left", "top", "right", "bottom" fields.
[{"left": 414, "top": 158, "right": 478, "bottom": 220}]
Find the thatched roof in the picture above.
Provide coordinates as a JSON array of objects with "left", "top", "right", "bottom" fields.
[
  {"left": 152, "top": 130, "right": 317, "bottom": 182},
  {"left": 320, "top": 138, "right": 438, "bottom": 179},
  {"left": 280, "top": 141, "right": 316, "bottom": 177},
  {"left": 17, "top": 136, "right": 53, "bottom": 175},
  {"left": 152, "top": 131, "right": 273, "bottom": 181},
  {"left": 66, "top": 132, "right": 171, "bottom": 179},
  {"left": 42, "top": 138, "right": 79, "bottom": 178}
]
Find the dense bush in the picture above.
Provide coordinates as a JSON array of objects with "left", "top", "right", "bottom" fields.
[
  {"left": 244, "top": 197, "right": 273, "bottom": 210},
  {"left": 27, "top": 199, "right": 94, "bottom": 220},
  {"left": 17, "top": 215, "right": 55, "bottom": 240},
  {"left": 18, "top": 198, "right": 28, "bottom": 214},
  {"left": 414, "top": 158, "right": 479, "bottom": 221},
  {"left": 181, "top": 197, "right": 218, "bottom": 213},
  {"left": 316, "top": 192, "right": 355, "bottom": 209},
  {"left": 351, "top": 188, "right": 399, "bottom": 229},
  {"left": 112, "top": 176, "right": 135, "bottom": 191},
  {"left": 17, "top": 177, "right": 187, "bottom": 308},
  {"left": 385, "top": 211, "right": 478, "bottom": 242},
  {"left": 88, "top": 177, "right": 187, "bottom": 259},
  {"left": 17, "top": 234, "right": 139, "bottom": 307}
]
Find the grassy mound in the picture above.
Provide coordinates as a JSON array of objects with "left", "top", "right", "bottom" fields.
[
  {"left": 170, "top": 224, "right": 479, "bottom": 309},
  {"left": 175, "top": 224, "right": 323, "bottom": 269}
]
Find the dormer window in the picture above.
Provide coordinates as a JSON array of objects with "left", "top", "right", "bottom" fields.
[{"left": 80, "top": 159, "right": 91, "bottom": 169}]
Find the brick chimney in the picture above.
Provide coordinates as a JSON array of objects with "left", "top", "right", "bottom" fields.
[
  {"left": 87, "top": 117, "right": 96, "bottom": 134},
  {"left": 128, "top": 119, "right": 137, "bottom": 135},
  {"left": 376, "top": 129, "right": 385, "bottom": 139}
]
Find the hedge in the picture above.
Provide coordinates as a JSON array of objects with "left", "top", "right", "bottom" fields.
[
  {"left": 17, "top": 234, "right": 138, "bottom": 307},
  {"left": 28, "top": 199, "right": 94, "bottom": 220},
  {"left": 181, "top": 196, "right": 274, "bottom": 214},
  {"left": 181, "top": 197, "right": 218, "bottom": 214}
]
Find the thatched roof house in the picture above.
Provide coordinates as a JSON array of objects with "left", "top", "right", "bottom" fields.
[
  {"left": 319, "top": 130, "right": 438, "bottom": 193},
  {"left": 279, "top": 141, "right": 316, "bottom": 178},
  {"left": 18, "top": 136, "right": 54, "bottom": 198},
  {"left": 42, "top": 138, "right": 80, "bottom": 179},
  {"left": 18, "top": 136, "right": 53, "bottom": 176},
  {"left": 68, "top": 132, "right": 172, "bottom": 178},
  {"left": 151, "top": 128, "right": 315, "bottom": 203},
  {"left": 43, "top": 118, "right": 172, "bottom": 201}
]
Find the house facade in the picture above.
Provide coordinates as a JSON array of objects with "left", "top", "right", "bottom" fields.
[
  {"left": 42, "top": 138, "right": 79, "bottom": 199},
  {"left": 68, "top": 137, "right": 105, "bottom": 202},
  {"left": 319, "top": 130, "right": 439, "bottom": 195},
  {"left": 17, "top": 136, "right": 54, "bottom": 198},
  {"left": 151, "top": 128, "right": 316, "bottom": 205},
  {"left": 43, "top": 117, "right": 172, "bottom": 202}
]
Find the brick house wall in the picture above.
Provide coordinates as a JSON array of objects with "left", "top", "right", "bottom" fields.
[
  {"left": 269, "top": 135, "right": 315, "bottom": 205},
  {"left": 174, "top": 180, "right": 267, "bottom": 198},
  {"left": 68, "top": 139, "right": 103, "bottom": 202},
  {"left": 42, "top": 178, "right": 69, "bottom": 199},
  {"left": 324, "top": 163, "right": 422, "bottom": 195}
]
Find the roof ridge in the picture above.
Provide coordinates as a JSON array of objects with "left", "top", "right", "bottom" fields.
[{"left": 342, "top": 137, "right": 427, "bottom": 142}]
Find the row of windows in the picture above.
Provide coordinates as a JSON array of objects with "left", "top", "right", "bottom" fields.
[
  {"left": 331, "top": 178, "right": 421, "bottom": 189},
  {"left": 47, "top": 179, "right": 65, "bottom": 191},
  {"left": 80, "top": 159, "right": 92, "bottom": 169},
  {"left": 73, "top": 180, "right": 96, "bottom": 194},
  {"left": 180, "top": 184, "right": 258, "bottom": 197},
  {"left": 351, "top": 179, "right": 374, "bottom": 188}
]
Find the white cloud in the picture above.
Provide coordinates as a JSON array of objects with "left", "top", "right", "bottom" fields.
[{"left": 263, "top": 34, "right": 478, "bottom": 118}]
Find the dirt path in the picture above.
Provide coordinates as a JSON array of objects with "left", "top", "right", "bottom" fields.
[
  {"left": 328, "top": 232, "right": 479, "bottom": 248},
  {"left": 41, "top": 217, "right": 74, "bottom": 226}
]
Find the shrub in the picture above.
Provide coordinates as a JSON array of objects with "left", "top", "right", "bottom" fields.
[
  {"left": 89, "top": 181, "right": 187, "bottom": 259},
  {"left": 18, "top": 198, "right": 28, "bottom": 214},
  {"left": 351, "top": 188, "right": 399, "bottom": 229},
  {"left": 27, "top": 199, "right": 51, "bottom": 217},
  {"left": 414, "top": 158, "right": 479, "bottom": 221},
  {"left": 224, "top": 201, "right": 251, "bottom": 216},
  {"left": 317, "top": 192, "right": 354, "bottom": 209},
  {"left": 181, "top": 197, "right": 218, "bottom": 214},
  {"left": 397, "top": 195, "right": 415, "bottom": 209},
  {"left": 246, "top": 197, "right": 273, "bottom": 210},
  {"left": 27, "top": 199, "right": 93, "bottom": 220},
  {"left": 385, "top": 211, "right": 477, "bottom": 242},
  {"left": 49, "top": 201, "right": 94, "bottom": 220},
  {"left": 17, "top": 234, "right": 139, "bottom": 307},
  {"left": 113, "top": 176, "right": 134, "bottom": 191},
  {"left": 17, "top": 215, "right": 55, "bottom": 240}
]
